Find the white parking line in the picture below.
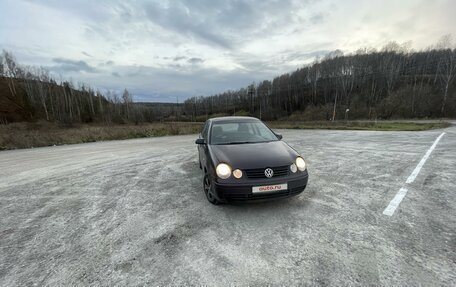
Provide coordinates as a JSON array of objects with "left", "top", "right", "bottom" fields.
[
  {"left": 383, "top": 132, "right": 445, "bottom": 217},
  {"left": 383, "top": 188, "right": 408, "bottom": 216},
  {"left": 406, "top": 132, "right": 446, "bottom": 184}
]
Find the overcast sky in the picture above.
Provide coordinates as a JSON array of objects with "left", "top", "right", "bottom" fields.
[{"left": 1, "top": 0, "right": 455, "bottom": 102}]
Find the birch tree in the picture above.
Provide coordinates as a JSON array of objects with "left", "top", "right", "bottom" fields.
[{"left": 436, "top": 35, "right": 456, "bottom": 116}]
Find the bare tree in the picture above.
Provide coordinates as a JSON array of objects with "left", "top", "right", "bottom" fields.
[
  {"left": 3, "top": 51, "right": 19, "bottom": 99},
  {"left": 0, "top": 53, "right": 4, "bottom": 77},
  {"left": 436, "top": 35, "right": 456, "bottom": 116},
  {"left": 122, "top": 88, "right": 133, "bottom": 121}
]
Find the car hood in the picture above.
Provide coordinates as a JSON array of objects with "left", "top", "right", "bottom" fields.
[{"left": 208, "top": 141, "right": 299, "bottom": 169}]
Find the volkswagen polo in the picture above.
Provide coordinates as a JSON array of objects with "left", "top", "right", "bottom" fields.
[{"left": 195, "top": 116, "right": 309, "bottom": 204}]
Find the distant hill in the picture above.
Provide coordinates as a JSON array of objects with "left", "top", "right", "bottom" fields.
[
  {"left": 183, "top": 45, "right": 456, "bottom": 120},
  {"left": 0, "top": 50, "right": 187, "bottom": 124},
  {"left": 0, "top": 75, "right": 188, "bottom": 124},
  {"left": 0, "top": 76, "right": 114, "bottom": 124}
]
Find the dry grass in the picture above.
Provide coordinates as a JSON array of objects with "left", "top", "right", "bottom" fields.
[
  {"left": 268, "top": 120, "right": 451, "bottom": 131},
  {"left": 0, "top": 121, "right": 202, "bottom": 150},
  {"left": 1, "top": 120, "right": 451, "bottom": 150}
]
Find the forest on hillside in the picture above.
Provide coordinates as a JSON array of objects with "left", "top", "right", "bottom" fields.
[
  {"left": 183, "top": 40, "right": 456, "bottom": 121},
  {"left": 0, "top": 51, "right": 180, "bottom": 125}
]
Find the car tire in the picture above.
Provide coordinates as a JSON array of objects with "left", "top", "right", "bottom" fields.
[{"left": 203, "top": 174, "right": 219, "bottom": 205}]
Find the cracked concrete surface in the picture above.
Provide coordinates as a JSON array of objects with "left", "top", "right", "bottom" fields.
[{"left": 0, "top": 125, "right": 455, "bottom": 285}]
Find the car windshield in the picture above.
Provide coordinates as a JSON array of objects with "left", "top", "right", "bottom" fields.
[{"left": 210, "top": 121, "right": 278, "bottom": 145}]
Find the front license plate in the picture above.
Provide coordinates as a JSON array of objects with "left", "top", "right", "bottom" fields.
[{"left": 252, "top": 183, "right": 288, "bottom": 193}]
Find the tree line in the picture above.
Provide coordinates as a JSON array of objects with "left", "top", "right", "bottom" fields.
[{"left": 183, "top": 38, "right": 456, "bottom": 121}]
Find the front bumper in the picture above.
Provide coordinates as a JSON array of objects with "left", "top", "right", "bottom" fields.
[{"left": 213, "top": 171, "right": 309, "bottom": 203}]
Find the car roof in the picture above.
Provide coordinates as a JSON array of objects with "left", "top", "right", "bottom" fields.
[{"left": 209, "top": 116, "right": 260, "bottom": 123}]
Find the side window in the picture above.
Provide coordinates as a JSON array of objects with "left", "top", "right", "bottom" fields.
[{"left": 202, "top": 121, "right": 209, "bottom": 140}]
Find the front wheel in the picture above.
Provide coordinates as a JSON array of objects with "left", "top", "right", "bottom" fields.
[{"left": 203, "top": 174, "right": 219, "bottom": 205}]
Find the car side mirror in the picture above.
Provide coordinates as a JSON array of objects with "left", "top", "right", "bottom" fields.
[
  {"left": 275, "top": 133, "right": 282, "bottom": 140},
  {"left": 195, "top": 138, "right": 206, "bottom": 145}
]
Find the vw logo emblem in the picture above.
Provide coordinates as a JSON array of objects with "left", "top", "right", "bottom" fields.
[{"left": 264, "top": 168, "right": 274, "bottom": 178}]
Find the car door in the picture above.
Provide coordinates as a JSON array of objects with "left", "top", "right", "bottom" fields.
[{"left": 198, "top": 121, "right": 209, "bottom": 168}]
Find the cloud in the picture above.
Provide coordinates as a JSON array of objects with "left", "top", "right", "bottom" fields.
[
  {"left": 81, "top": 51, "right": 92, "bottom": 57},
  {"left": 173, "top": 56, "right": 187, "bottom": 61},
  {"left": 143, "top": 1, "right": 233, "bottom": 49},
  {"left": 309, "top": 13, "right": 325, "bottom": 25},
  {"left": 67, "top": 62, "right": 272, "bottom": 102},
  {"left": 2, "top": 0, "right": 455, "bottom": 102},
  {"left": 51, "top": 58, "right": 99, "bottom": 73},
  {"left": 140, "top": 0, "right": 302, "bottom": 50},
  {"left": 187, "top": 57, "right": 204, "bottom": 64}
]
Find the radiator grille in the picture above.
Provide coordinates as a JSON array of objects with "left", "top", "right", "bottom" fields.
[{"left": 244, "top": 165, "right": 289, "bottom": 179}]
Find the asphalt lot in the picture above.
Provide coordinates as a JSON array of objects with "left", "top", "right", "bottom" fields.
[{"left": 1, "top": 124, "right": 455, "bottom": 286}]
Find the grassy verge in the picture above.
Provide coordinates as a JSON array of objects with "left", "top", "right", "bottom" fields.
[
  {"left": 0, "top": 120, "right": 451, "bottom": 150},
  {"left": 267, "top": 121, "right": 451, "bottom": 131},
  {"left": 0, "top": 121, "right": 202, "bottom": 150}
]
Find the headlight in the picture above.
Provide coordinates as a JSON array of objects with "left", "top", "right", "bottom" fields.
[
  {"left": 296, "top": 157, "right": 306, "bottom": 171},
  {"left": 233, "top": 169, "right": 243, "bottom": 179},
  {"left": 290, "top": 163, "right": 297, "bottom": 173},
  {"left": 216, "top": 163, "right": 232, "bottom": 179}
]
